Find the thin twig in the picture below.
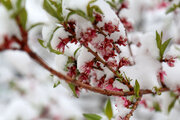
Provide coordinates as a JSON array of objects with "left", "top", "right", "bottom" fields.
[
  {"left": 84, "top": 45, "right": 134, "bottom": 91},
  {"left": 124, "top": 96, "right": 142, "bottom": 120}
]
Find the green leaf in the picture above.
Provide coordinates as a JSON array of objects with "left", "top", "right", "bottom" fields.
[
  {"left": 43, "top": 0, "right": 64, "bottom": 21},
  {"left": 156, "top": 31, "right": 162, "bottom": 50},
  {"left": 83, "top": 113, "right": 102, "bottom": 120},
  {"left": 168, "top": 97, "right": 177, "bottom": 113},
  {"left": 91, "top": 5, "right": 103, "bottom": 14},
  {"left": 170, "top": 91, "right": 177, "bottom": 97},
  {"left": 105, "top": 98, "right": 113, "bottom": 120},
  {"left": 87, "top": 0, "right": 97, "bottom": 13},
  {"left": 19, "top": 8, "right": 27, "bottom": 29},
  {"left": 38, "top": 39, "right": 47, "bottom": 48},
  {"left": 67, "top": 8, "right": 89, "bottom": 21},
  {"left": 155, "top": 31, "right": 171, "bottom": 60},
  {"left": 116, "top": 71, "right": 124, "bottom": 82},
  {"left": 160, "top": 38, "right": 171, "bottom": 58},
  {"left": 0, "top": 0, "right": 13, "bottom": 10},
  {"left": 68, "top": 83, "right": 78, "bottom": 98},
  {"left": 86, "top": 0, "right": 103, "bottom": 22},
  {"left": 166, "top": 2, "right": 180, "bottom": 14},
  {"left": 106, "top": 1, "right": 117, "bottom": 9},
  {"left": 64, "top": 56, "right": 75, "bottom": 71},
  {"left": 87, "top": 0, "right": 96, "bottom": 22},
  {"left": 53, "top": 81, "right": 60, "bottom": 88},
  {"left": 88, "top": 0, "right": 97, "bottom": 5},
  {"left": 74, "top": 46, "right": 81, "bottom": 57},
  {"left": 49, "top": 0, "right": 64, "bottom": 20},
  {"left": 66, "top": 10, "right": 76, "bottom": 21},
  {"left": 43, "top": 0, "right": 58, "bottom": 18},
  {"left": 153, "top": 86, "right": 161, "bottom": 95},
  {"left": 57, "top": 0, "right": 63, "bottom": 17},
  {"left": 119, "top": 0, "right": 124, "bottom": 4},
  {"left": 47, "top": 26, "right": 62, "bottom": 54},
  {"left": 28, "top": 23, "right": 44, "bottom": 31},
  {"left": 16, "top": 0, "right": 23, "bottom": 10},
  {"left": 134, "top": 80, "right": 140, "bottom": 98},
  {"left": 153, "top": 102, "right": 161, "bottom": 112}
]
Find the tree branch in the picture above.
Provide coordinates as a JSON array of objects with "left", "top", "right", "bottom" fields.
[
  {"left": 124, "top": 96, "right": 142, "bottom": 120},
  {"left": 0, "top": 17, "right": 171, "bottom": 97}
]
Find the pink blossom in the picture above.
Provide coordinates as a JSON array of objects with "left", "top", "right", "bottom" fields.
[
  {"left": 79, "top": 73, "right": 89, "bottom": 84},
  {"left": 67, "top": 65, "right": 77, "bottom": 78},
  {"left": 107, "top": 60, "right": 118, "bottom": 68},
  {"left": 75, "top": 86, "right": 80, "bottom": 97},
  {"left": 140, "top": 99, "right": 148, "bottom": 108},
  {"left": 57, "top": 38, "right": 69, "bottom": 52},
  {"left": 119, "top": 57, "right": 130, "bottom": 68},
  {"left": 157, "top": 70, "right": 167, "bottom": 82},
  {"left": 120, "top": 17, "right": 133, "bottom": 32},
  {"left": 104, "top": 22, "right": 119, "bottom": 34},
  {"left": 157, "top": 1, "right": 168, "bottom": 9},
  {"left": 116, "top": 36, "right": 127, "bottom": 46},
  {"left": 105, "top": 84, "right": 122, "bottom": 91},
  {"left": 120, "top": 2, "right": 128, "bottom": 10},
  {"left": 66, "top": 21, "right": 76, "bottom": 34},
  {"left": 80, "top": 28, "right": 97, "bottom": 45},
  {"left": 95, "top": 13, "right": 102, "bottom": 22},
  {"left": 121, "top": 97, "right": 131, "bottom": 108},
  {"left": 164, "top": 56, "right": 176, "bottom": 67},
  {"left": 97, "top": 75, "right": 106, "bottom": 88},
  {"left": 81, "top": 61, "right": 94, "bottom": 75}
]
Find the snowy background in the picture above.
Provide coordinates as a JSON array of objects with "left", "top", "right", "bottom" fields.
[{"left": 0, "top": 0, "right": 180, "bottom": 120}]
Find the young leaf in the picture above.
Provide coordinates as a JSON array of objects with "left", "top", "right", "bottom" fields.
[
  {"left": 134, "top": 80, "right": 140, "bottom": 98},
  {"left": 47, "top": 26, "right": 62, "bottom": 54},
  {"left": 43, "top": 0, "right": 63, "bottom": 21},
  {"left": 16, "top": 0, "right": 23, "bottom": 10},
  {"left": 19, "top": 8, "right": 27, "bottom": 29},
  {"left": 106, "top": 1, "right": 117, "bottom": 9},
  {"left": 88, "top": 0, "right": 97, "bottom": 6},
  {"left": 156, "top": 31, "right": 161, "bottom": 50},
  {"left": 64, "top": 57, "right": 75, "bottom": 71},
  {"left": 67, "top": 9, "right": 89, "bottom": 21},
  {"left": 83, "top": 113, "right": 102, "bottom": 120},
  {"left": 153, "top": 102, "right": 161, "bottom": 112},
  {"left": 28, "top": 23, "right": 44, "bottom": 31},
  {"left": 38, "top": 39, "right": 47, "bottom": 48},
  {"left": 87, "top": 0, "right": 97, "bottom": 17},
  {"left": 68, "top": 83, "right": 78, "bottom": 98},
  {"left": 160, "top": 38, "right": 171, "bottom": 58},
  {"left": 105, "top": 98, "right": 113, "bottom": 120},
  {"left": 91, "top": 5, "right": 103, "bottom": 14},
  {"left": 49, "top": 0, "right": 63, "bottom": 19},
  {"left": 166, "top": 2, "right": 180, "bottom": 14},
  {"left": 119, "top": 0, "right": 124, "bottom": 4},
  {"left": 168, "top": 97, "right": 177, "bottom": 113},
  {"left": 116, "top": 71, "right": 124, "bottom": 82},
  {"left": 53, "top": 81, "right": 60, "bottom": 88},
  {"left": 0, "top": 0, "right": 13, "bottom": 10},
  {"left": 43, "top": 0, "right": 58, "bottom": 18},
  {"left": 87, "top": 3, "right": 103, "bottom": 22},
  {"left": 66, "top": 10, "right": 76, "bottom": 21},
  {"left": 170, "top": 91, "right": 177, "bottom": 97},
  {"left": 153, "top": 86, "right": 161, "bottom": 95},
  {"left": 74, "top": 47, "right": 81, "bottom": 57}
]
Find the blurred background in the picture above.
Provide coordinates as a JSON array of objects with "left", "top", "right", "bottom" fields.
[{"left": 0, "top": 0, "right": 180, "bottom": 120}]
